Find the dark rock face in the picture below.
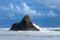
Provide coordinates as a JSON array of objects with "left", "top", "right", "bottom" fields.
[{"left": 10, "top": 15, "right": 39, "bottom": 31}]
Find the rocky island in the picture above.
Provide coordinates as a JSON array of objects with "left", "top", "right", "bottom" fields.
[{"left": 10, "top": 15, "right": 39, "bottom": 31}]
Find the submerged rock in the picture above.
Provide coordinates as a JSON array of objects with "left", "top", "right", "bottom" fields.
[{"left": 10, "top": 15, "right": 39, "bottom": 31}]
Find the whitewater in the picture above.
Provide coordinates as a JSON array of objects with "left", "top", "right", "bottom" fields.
[{"left": 0, "top": 23, "right": 60, "bottom": 40}]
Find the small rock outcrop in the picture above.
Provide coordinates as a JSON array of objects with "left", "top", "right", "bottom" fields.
[{"left": 10, "top": 15, "right": 39, "bottom": 31}]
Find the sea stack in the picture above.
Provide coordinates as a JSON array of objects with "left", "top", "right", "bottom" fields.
[{"left": 10, "top": 15, "right": 39, "bottom": 31}]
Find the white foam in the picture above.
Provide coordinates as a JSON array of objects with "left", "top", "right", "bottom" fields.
[
  {"left": 33, "top": 23, "right": 51, "bottom": 32},
  {"left": 33, "top": 23, "right": 60, "bottom": 32},
  {"left": 33, "top": 23, "right": 41, "bottom": 30}
]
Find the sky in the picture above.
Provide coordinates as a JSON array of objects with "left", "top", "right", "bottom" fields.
[{"left": 0, "top": 0, "right": 60, "bottom": 28}]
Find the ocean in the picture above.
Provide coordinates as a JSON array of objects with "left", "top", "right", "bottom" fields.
[
  {"left": 0, "top": 35, "right": 60, "bottom": 40},
  {"left": 0, "top": 30, "right": 60, "bottom": 40},
  {"left": 0, "top": 23, "right": 60, "bottom": 40}
]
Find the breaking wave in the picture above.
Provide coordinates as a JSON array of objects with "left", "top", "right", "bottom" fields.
[
  {"left": 33, "top": 23, "right": 51, "bottom": 32},
  {"left": 33, "top": 23, "right": 60, "bottom": 32}
]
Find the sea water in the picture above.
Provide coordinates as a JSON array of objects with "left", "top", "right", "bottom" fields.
[
  {"left": 0, "top": 24, "right": 60, "bottom": 40},
  {"left": 0, "top": 35, "right": 60, "bottom": 40},
  {"left": 0, "top": 31, "right": 60, "bottom": 40}
]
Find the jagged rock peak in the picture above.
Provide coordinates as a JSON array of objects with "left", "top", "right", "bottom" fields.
[
  {"left": 20, "top": 15, "right": 30, "bottom": 23},
  {"left": 10, "top": 15, "right": 39, "bottom": 31}
]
